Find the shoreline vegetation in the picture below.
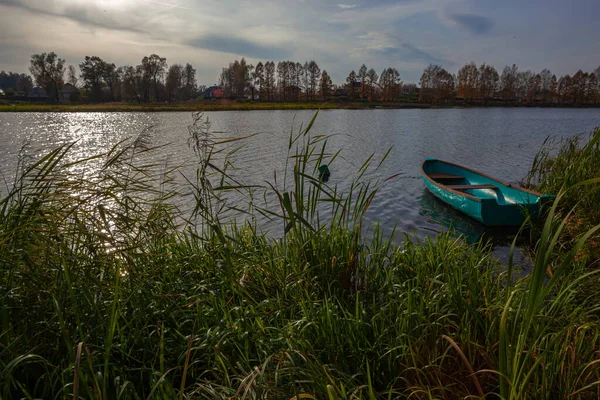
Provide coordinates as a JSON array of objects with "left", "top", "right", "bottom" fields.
[
  {"left": 1, "top": 112, "right": 599, "bottom": 399},
  {"left": 2, "top": 100, "right": 600, "bottom": 112},
  {"left": 2, "top": 52, "right": 600, "bottom": 111}
]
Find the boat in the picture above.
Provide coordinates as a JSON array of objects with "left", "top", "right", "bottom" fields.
[{"left": 421, "top": 158, "right": 551, "bottom": 226}]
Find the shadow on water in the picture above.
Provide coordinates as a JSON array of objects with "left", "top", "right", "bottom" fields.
[{"left": 418, "top": 189, "right": 533, "bottom": 267}]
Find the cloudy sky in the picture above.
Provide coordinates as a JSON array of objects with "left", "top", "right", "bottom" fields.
[{"left": 0, "top": 0, "right": 599, "bottom": 85}]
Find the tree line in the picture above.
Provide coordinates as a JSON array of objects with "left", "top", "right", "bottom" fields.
[
  {"left": 420, "top": 62, "right": 600, "bottom": 105},
  {"left": 218, "top": 58, "right": 405, "bottom": 102},
  {"left": 2, "top": 50, "right": 600, "bottom": 106},
  {"left": 3, "top": 52, "right": 201, "bottom": 103}
]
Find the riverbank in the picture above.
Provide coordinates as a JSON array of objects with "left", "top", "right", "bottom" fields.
[
  {"left": 1, "top": 114, "right": 599, "bottom": 399},
  {"left": 0, "top": 101, "right": 432, "bottom": 112},
  {"left": 2, "top": 99, "right": 600, "bottom": 113}
]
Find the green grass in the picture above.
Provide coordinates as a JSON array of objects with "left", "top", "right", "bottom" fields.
[
  {"left": 524, "top": 128, "right": 600, "bottom": 264},
  {"left": 1, "top": 113, "right": 599, "bottom": 399}
]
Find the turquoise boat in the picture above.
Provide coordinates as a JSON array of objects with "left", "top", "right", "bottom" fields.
[{"left": 421, "top": 159, "right": 550, "bottom": 226}]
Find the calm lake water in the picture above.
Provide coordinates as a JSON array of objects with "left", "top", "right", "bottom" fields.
[{"left": 2, "top": 108, "right": 600, "bottom": 258}]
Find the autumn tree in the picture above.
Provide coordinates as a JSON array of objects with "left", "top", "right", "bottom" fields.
[
  {"left": 419, "top": 64, "right": 441, "bottom": 102},
  {"left": 358, "top": 64, "right": 368, "bottom": 99},
  {"left": 294, "top": 62, "right": 303, "bottom": 101},
  {"left": 557, "top": 75, "right": 572, "bottom": 103},
  {"left": 571, "top": 70, "right": 586, "bottom": 104},
  {"left": 478, "top": 63, "right": 499, "bottom": 100},
  {"left": 29, "top": 52, "right": 65, "bottom": 102},
  {"left": 264, "top": 61, "right": 276, "bottom": 101},
  {"left": 379, "top": 68, "right": 401, "bottom": 101},
  {"left": 306, "top": 60, "right": 320, "bottom": 101},
  {"left": 550, "top": 74, "right": 558, "bottom": 102},
  {"left": 220, "top": 58, "right": 253, "bottom": 98},
  {"left": 456, "top": 61, "right": 478, "bottom": 101},
  {"left": 593, "top": 66, "right": 600, "bottom": 104},
  {"left": 366, "top": 68, "right": 378, "bottom": 100},
  {"left": 319, "top": 70, "right": 332, "bottom": 99},
  {"left": 516, "top": 70, "right": 534, "bottom": 102},
  {"left": 539, "top": 69, "right": 554, "bottom": 102},
  {"left": 585, "top": 72, "right": 598, "bottom": 104},
  {"left": 277, "top": 61, "right": 288, "bottom": 100},
  {"left": 346, "top": 70, "right": 357, "bottom": 98},
  {"left": 253, "top": 62, "right": 264, "bottom": 100},
  {"left": 500, "top": 64, "right": 519, "bottom": 101},
  {"left": 419, "top": 64, "right": 454, "bottom": 103}
]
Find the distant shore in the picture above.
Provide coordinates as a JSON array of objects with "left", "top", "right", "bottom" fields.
[
  {"left": 0, "top": 101, "right": 428, "bottom": 112},
  {"left": 0, "top": 101, "right": 598, "bottom": 112}
]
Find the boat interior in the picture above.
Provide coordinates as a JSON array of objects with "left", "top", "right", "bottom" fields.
[{"left": 428, "top": 172, "right": 515, "bottom": 204}]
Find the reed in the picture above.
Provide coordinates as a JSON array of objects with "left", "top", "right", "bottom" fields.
[
  {"left": 1, "top": 113, "right": 598, "bottom": 399},
  {"left": 525, "top": 127, "right": 600, "bottom": 264}
]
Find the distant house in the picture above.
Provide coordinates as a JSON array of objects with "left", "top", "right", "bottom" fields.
[
  {"left": 201, "top": 86, "right": 224, "bottom": 100},
  {"left": 61, "top": 83, "right": 80, "bottom": 101},
  {"left": 28, "top": 86, "right": 49, "bottom": 99},
  {"left": 333, "top": 88, "right": 348, "bottom": 97}
]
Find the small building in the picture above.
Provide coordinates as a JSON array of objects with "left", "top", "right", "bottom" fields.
[
  {"left": 28, "top": 86, "right": 49, "bottom": 99},
  {"left": 61, "top": 83, "right": 80, "bottom": 101},
  {"left": 201, "top": 86, "right": 224, "bottom": 99}
]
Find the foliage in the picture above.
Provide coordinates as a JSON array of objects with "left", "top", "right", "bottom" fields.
[
  {"left": 525, "top": 127, "right": 600, "bottom": 264},
  {"left": 29, "top": 52, "right": 65, "bottom": 102}
]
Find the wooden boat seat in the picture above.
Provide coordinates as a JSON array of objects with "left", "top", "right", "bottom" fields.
[
  {"left": 448, "top": 184, "right": 498, "bottom": 190},
  {"left": 429, "top": 173, "right": 464, "bottom": 180}
]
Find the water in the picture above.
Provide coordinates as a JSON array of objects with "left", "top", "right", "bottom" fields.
[{"left": 1, "top": 108, "right": 600, "bottom": 258}]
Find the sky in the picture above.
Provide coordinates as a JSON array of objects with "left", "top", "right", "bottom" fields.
[{"left": 0, "top": 0, "right": 599, "bottom": 85}]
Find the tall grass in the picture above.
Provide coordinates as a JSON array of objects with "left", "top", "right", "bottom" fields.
[
  {"left": 1, "top": 113, "right": 599, "bottom": 398},
  {"left": 525, "top": 127, "right": 600, "bottom": 264}
]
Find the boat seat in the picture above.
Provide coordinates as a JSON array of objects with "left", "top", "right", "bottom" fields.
[
  {"left": 448, "top": 184, "right": 497, "bottom": 190},
  {"left": 429, "top": 173, "right": 464, "bottom": 180}
]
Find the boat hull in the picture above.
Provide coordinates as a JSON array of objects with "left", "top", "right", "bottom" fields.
[{"left": 421, "top": 159, "right": 548, "bottom": 227}]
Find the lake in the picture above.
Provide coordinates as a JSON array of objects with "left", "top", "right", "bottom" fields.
[{"left": 1, "top": 108, "right": 600, "bottom": 258}]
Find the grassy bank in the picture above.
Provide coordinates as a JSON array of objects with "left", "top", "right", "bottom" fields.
[
  {"left": 0, "top": 101, "right": 432, "bottom": 112},
  {"left": 1, "top": 113, "right": 599, "bottom": 399},
  {"left": 525, "top": 128, "right": 600, "bottom": 264}
]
